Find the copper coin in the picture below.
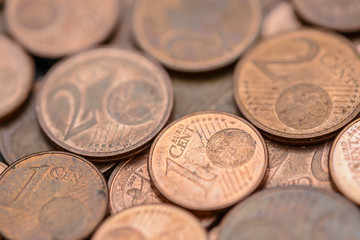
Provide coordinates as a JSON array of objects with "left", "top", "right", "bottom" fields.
[
  {"left": 293, "top": 0, "right": 360, "bottom": 32},
  {"left": 234, "top": 29, "right": 360, "bottom": 145},
  {"left": 92, "top": 204, "right": 207, "bottom": 240},
  {"left": 36, "top": 47, "right": 173, "bottom": 161},
  {"left": 261, "top": 1, "right": 301, "bottom": 38},
  {"left": 218, "top": 187, "right": 360, "bottom": 240},
  {"left": 0, "top": 162, "right": 7, "bottom": 174},
  {"left": 0, "top": 151, "right": 108, "bottom": 240},
  {"left": 132, "top": 0, "right": 262, "bottom": 72},
  {"left": 149, "top": 111, "right": 268, "bottom": 211},
  {"left": 265, "top": 139, "right": 333, "bottom": 191},
  {"left": 329, "top": 118, "right": 360, "bottom": 205},
  {"left": 5, "top": 0, "right": 120, "bottom": 58},
  {"left": 0, "top": 34, "right": 33, "bottom": 122}
]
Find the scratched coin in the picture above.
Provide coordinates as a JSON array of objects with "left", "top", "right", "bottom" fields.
[
  {"left": 218, "top": 187, "right": 360, "bottom": 240},
  {"left": 293, "top": 0, "right": 360, "bottom": 32},
  {"left": 5, "top": 0, "right": 120, "bottom": 58},
  {"left": 149, "top": 111, "right": 267, "bottom": 211},
  {"left": 234, "top": 29, "right": 360, "bottom": 144},
  {"left": 265, "top": 139, "right": 333, "bottom": 191},
  {"left": 36, "top": 47, "right": 173, "bottom": 161},
  {"left": 0, "top": 152, "right": 108, "bottom": 240},
  {"left": 0, "top": 162, "right": 7, "bottom": 175},
  {"left": 92, "top": 204, "right": 207, "bottom": 240},
  {"left": 329, "top": 118, "right": 360, "bottom": 205},
  {"left": 132, "top": 0, "right": 262, "bottom": 72},
  {"left": 0, "top": 34, "right": 33, "bottom": 122}
]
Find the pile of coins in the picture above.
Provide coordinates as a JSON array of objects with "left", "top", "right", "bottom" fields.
[{"left": 0, "top": 0, "right": 360, "bottom": 239}]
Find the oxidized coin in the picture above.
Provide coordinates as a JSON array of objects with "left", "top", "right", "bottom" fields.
[
  {"left": 132, "top": 0, "right": 262, "bottom": 72},
  {"left": 330, "top": 118, "right": 360, "bottom": 205},
  {"left": 36, "top": 47, "right": 173, "bottom": 161},
  {"left": 265, "top": 140, "right": 333, "bottom": 191},
  {"left": 218, "top": 187, "right": 360, "bottom": 240},
  {"left": 234, "top": 29, "right": 360, "bottom": 144},
  {"left": 5, "top": 0, "right": 120, "bottom": 58},
  {"left": 0, "top": 152, "right": 108, "bottom": 240},
  {"left": 0, "top": 162, "right": 7, "bottom": 175},
  {"left": 293, "top": 0, "right": 360, "bottom": 32},
  {"left": 92, "top": 204, "right": 207, "bottom": 240},
  {"left": 149, "top": 111, "right": 268, "bottom": 211},
  {"left": 0, "top": 34, "right": 33, "bottom": 122}
]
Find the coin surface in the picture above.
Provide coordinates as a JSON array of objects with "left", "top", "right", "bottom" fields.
[
  {"left": 92, "top": 204, "right": 207, "bottom": 240},
  {"left": 234, "top": 29, "right": 360, "bottom": 144},
  {"left": 265, "top": 139, "right": 333, "bottom": 191},
  {"left": 293, "top": 0, "right": 360, "bottom": 32},
  {"left": 0, "top": 34, "right": 33, "bottom": 122},
  {"left": 0, "top": 162, "right": 7, "bottom": 174},
  {"left": 149, "top": 111, "right": 268, "bottom": 211},
  {"left": 5, "top": 0, "right": 120, "bottom": 58},
  {"left": 132, "top": 0, "right": 262, "bottom": 72},
  {"left": 330, "top": 118, "right": 360, "bottom": 205},
  {"left": 218, "top": 187, "right": 360, "bottom": 240},
  {"left": 37, "top": 47, "right": 173, "bottom": 160},
  {"left": 0, "top": 151, "right": 108, "bottom": 240}
]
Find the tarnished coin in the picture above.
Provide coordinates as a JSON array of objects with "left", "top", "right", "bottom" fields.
[
  {"left": 0, "top": 162, "right": 7, "bottom": 174},
  {"left": 36, "top": 47, "right": 173, "bottom": 161},
  {"left": 330, "top": 118, "right": 360, "bottom": 205},
  {"left": 0, "top": 34, "right": 33, "bottom": 122},
  {"left": 149, "top": 111, "right": 268, "bottom": 211},
  {"left": 293, "top": 0, "right": 360, "bottom": 32},
  {"left": 219, "top": 187, "right": 360, "bottom": 240},
  {"left": 92, "top": 204, "right": 207, "bottom": 240},
  {"left": 0, "top": 152, "right": 108, "bottom": 240},
  {"left": 234, "top": 29, "right": 360, "bottom": 144},
  {"left": 132, "top": 0, "right": 262, "bottom": 72},
  {"left": 5, "top": 0, "right": 120, "bottom": 58},
  {"left": 265, "top": 140, "right": 333, "bottom": 191}
]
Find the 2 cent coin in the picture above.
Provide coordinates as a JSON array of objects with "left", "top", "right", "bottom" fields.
[{"left": 149, "top": 111, "right": 268, "bottom": 211}]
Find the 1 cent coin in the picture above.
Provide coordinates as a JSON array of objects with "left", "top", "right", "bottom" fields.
[
  {"left": 234, "top": 29, "right": 360, "bottom": 145},
  {"left": 132, "top": 0, "right": 262, "bottom": 72},
  {"left": 92, "top": 204, "right": 207, "bottom": 240},
  {"left": 0, "top": 162, "right": 7, "bottom": 175},
  {"left": 218, "top": 187, "right": 360, "bottom": 240},
  {"left": 293, "top": 0, "right": 360, "bottom": 32},
  {"left": 0, "top": 151, "right": 108, "bottom": 240},
  {"left": 5, "top": 0, "right": 121, "bottom": 58},
  {"left": 36, "top": 47, "right": 173, "bottom": 161},
  {"left": 330, "top": 118, "right": 360, "bottom": 205},
  {"left": 149, "top": 111, "right": 268, "bottom": 211},
  {"left": 0, "top": 34, "right": 33, "bottom": 122}
]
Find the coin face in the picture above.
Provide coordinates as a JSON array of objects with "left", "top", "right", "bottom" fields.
[
  {"left": 219, "top": 187, "right": 360, "bottom": 240},
  {"left": 293, "top": 0, "right": 360, "bottom": 32},
  {"left": 0, "top": 34, "right": 33, "bottom": 122},
  {"left": 234, "top": 29, "right": 360, "bottom": 144},
  {"left": 330, "top": 118, "right": 360, "bottom": 205},
  {"left": 265, "top": 140, "right": 333, "bottom": 191},
  {"left": 37, "top": 47, "right": 173, "bottom": 160},
  {"left": 0, "top": 162, "right": 7, "bottom": 174},
  {"left": 5, "top": 0, "right": 120, "bottom": 58},
  {"left": 132, "top": 0, "right": 262, "bottom": 72},
  {"left": 149, "top": 111, "right": 268, "bottom": 211},
  {"left": 0, "top": 152, "right": 108, "bottom": 240},
  {"left": 92, "top": 204, "right": 207, "bottom": 240}
]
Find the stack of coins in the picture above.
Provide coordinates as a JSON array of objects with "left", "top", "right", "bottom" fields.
[{"left": 0, "top": 0, "right": 360, "bottom": 239}]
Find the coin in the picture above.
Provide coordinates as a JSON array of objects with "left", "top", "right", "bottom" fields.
[
  {"left": 265, "top": 139, "right": 333, "bottom": 191},
  {"left": 293, "top": 0, "right": 360, "bottom": 32},
  {"left": 218, "top": 187, "right": 360, "bottom": 240},
  {"left": 354, "top": 37, "right": 360, "bottom": 54},
  {"left": 132, "top": 0, "right": 262, "bottom": 72},
  {"left": 234, "top": 29, "right": 360, "bottom": 144},
  {"left": 5, "top": 0, "right": 121, "bottom": 58},
  {"left": 0, "top": 34, "right": 33, "bottom": 122},
  {"left": 92, "top": 204, "right": 207, "bottom": 240},
  {"left": 36, "top": 47, "right": 173, "bottom": 161},
  {"left": 0, "top": 151, "right": 108, "bottom": 240},
  {"left": 208, "top": 225, "right": 220, "bottom": 240},
  {"left": 261, "top": 1, "right": 301, "bottom": 37},
  {"left": 149, "top": 111, "right": 268, "bottom": 211},
  {"left": 329, "top": 118, "right": 360, "bottom": 205},
  {"left": 0, "top": 162, "right": 7, "bottom": 174}
]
